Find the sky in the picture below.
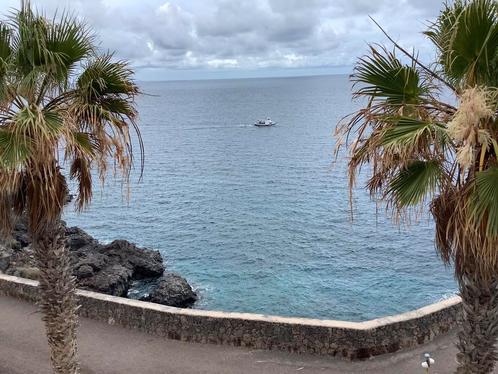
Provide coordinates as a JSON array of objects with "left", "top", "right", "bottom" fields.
[{"left": 0, "top": 0, "right": 446, "bottom": 81}]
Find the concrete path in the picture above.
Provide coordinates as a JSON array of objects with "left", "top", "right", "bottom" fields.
[{"left": 0, "top": 295, "right": 493, "bottom": 374}]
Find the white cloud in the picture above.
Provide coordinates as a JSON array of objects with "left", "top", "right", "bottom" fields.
[
  {"left": 0, "top": 0, "right": 445, "bottom": 79},
  {"left": 206, "top": 58, "right": 239, "bottom": 68}
]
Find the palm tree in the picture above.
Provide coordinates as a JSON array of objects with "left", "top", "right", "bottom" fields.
[
  {"left": 337, "top": 0, "right": 498, "bottom": 373},
  {"left": 0, "top": 2, "right": 142, "bottom": 373}
]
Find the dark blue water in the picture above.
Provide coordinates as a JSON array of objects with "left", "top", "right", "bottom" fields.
[{"left": 64, "top": 75, "right": 456, "bottom": 321}]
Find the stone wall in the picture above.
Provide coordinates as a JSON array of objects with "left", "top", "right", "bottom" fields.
[{"left": 0, "top": 273, "right": 461, "bottom": 359}]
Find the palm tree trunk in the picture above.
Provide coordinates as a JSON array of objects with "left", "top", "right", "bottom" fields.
[
  {"left": 456, "top": 273, "right": 498, "bottom": 374},
  {"left": 32, "top": 221, "right": 80, "bottom": 374}
]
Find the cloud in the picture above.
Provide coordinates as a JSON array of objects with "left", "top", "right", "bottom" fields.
[{"left": 0, "top": 0, "right": 444, "bottom": 79}]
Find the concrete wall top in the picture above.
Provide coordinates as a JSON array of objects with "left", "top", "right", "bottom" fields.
[{"left": 0, "top": 272, "right": 461, "bottom": 330}]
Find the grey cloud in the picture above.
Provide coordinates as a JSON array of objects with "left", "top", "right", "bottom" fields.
[
  {"left": 0, "top": 0, "right": 445, "bottom": 78},
  {"left": 195, "top": 0, "right": 264, "bottom": 37}
]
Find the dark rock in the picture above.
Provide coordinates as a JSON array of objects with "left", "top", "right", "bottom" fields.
[
  {"left": 74, "top": 264, "right": 94, "bottom": 279},
  {"left": 78, "top": 264, "right": 133, "bottom": 297},
  {"left": 72, "top": 250, "right": 108, "bottom": 272},
  {"left": 63, "top": 228, "right": 165, "bottom": 296},
  {"left": 12, "top": 219, "right": 30, "bottom": 248},
  {"left": 68, "top": 240, "right": 164, "bottom": 295},
  {"left": 64, "top": 194, "right": 74, "bottom": 205},
  {"left": 0, "top": 245, "right": 14, "bottom": 272},
  {"left": 0, "top": 220, "right": 196, "bottom": 309},
  {"left": 65, "top": 226, "right": 97, "bottom": 250},
  {"left": 4, "top": 245, "right": 35, "bottom": 274},
  {"left": 99, "top": 240, "right": 164, "bottom": 279},
  {"left": 140, "top": 272, "right": 197, "bottom": 308}
]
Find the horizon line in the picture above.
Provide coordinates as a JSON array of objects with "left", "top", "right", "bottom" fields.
[{"left": 136, "top": 71, "right": 351, "bottom": 83}]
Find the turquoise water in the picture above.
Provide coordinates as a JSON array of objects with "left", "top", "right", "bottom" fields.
[{"left": 64, "top": 75, "right": 456, "bottom": 321}]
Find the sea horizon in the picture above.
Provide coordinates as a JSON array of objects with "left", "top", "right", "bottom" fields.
[{"left": 135, "top": 71, "right": 351, "bottom": 84}]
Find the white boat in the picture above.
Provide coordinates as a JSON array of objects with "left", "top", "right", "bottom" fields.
[{"left": 254, "top": 118, "right": 276, "bottom": 127}]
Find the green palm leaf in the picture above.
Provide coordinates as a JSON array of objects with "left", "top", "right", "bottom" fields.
[
  {"left": 354, "top": 47, "right": 428, "bottom": 105},
  {"left": 0, "top": 22, "right": 11, "bottom": 60},
  {"left": 45, "top": 12, "right": 93, "bottom": 80},
  {"left": 72, "top": 132, "right": 95, "bottom": 155},
  {"left": 77, "top": 54, "right": 137, "bottom": 100},
  {"left": 382, "top": 117, "right": 448, "bottom": 147},
  {"left": 425, "top": 0, "right": 498, "bottom": 86},
  {"left": 0, "top": 129, "right": 30, "bottom": 167},
  {"left": 470, "top": 167, "right": 498, "bottom": 237},
  {"left": 42, "top": 110, "right": 63, "bottom": 134},
  {"left": 387, "top": 160, "right": 442, "bottom": 207}
]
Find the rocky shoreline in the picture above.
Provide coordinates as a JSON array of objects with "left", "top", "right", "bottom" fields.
[{"left": 0, "top": 218, "right": 197, "bottom": 308}]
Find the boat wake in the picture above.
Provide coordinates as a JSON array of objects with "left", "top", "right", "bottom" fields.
[{"left": 182, "top": 124, "right": 256, "bottom": 130}]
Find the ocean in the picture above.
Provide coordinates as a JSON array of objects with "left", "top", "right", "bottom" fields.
[{"left": 63, "top": 74, "right": 456, "bottom": 321}]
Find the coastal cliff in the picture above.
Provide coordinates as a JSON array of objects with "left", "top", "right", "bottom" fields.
[{"left": 0, "top": 218, "right": 197, "bottom": 308}]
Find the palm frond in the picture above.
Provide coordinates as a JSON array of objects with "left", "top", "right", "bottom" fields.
[
  {"left": 0, "top": 1, "right": 142, "bottom": 234},
  {"left": 470, "top": 167, "right": 498, "bottom": 237},
  {"left": 69, "top": 156, "right": 92, "bottom": 210},
  {"left": 0, "top": 129, "right": 30, "bottom": 168},
  {"left": 387, "top": 160, "right": 443, "bottom": 207},
  {"left": 77, "top": 54, "right": 138, "bottom": 100},
  {"left": 382, "top": 117, "right": 448, "bottom": 147},
  {"left": 44, "top": 11, "right": 93, "bottom": 83},
  {"left": 425, "top": 0, "right": 498, "bottom": 87},
  {"left": 353, "top": 46, "right": 429, "bottom": 105},
  {"left": 339, "top": 0, "right": 498, "bottom": 288},
  {"left": 71, "top": 54, "right": 143, "bottom": 179},
  {"left": 0, "top": 22, "right": 11, "bottom": 61}
]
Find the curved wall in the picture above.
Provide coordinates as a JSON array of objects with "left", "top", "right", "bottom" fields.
[{"left": 0, "top": 273, "right": 461, "bottom": 359}]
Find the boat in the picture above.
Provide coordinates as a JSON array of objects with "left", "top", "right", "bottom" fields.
[{"left": 254, "top": 118, "right": 276, "bottom": 127}]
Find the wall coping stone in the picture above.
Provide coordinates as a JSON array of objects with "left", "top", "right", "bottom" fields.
[{"left": 0, "top": 272, "right": 462, "bottom": 359}]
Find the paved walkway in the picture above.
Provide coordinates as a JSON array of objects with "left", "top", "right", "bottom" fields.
[{"left": 0, "top": 295, "right": 492, "bottom": 374}]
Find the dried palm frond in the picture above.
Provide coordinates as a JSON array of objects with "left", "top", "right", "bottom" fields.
[
  {"left": 338, "top": 0, "right": 498, "bottom": 282},
  {"left": 339, "top": 1, "right": 498, "bottom": 372},
  {"left": 0, "top": 2, "right": 142, "bottom": 235}
]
